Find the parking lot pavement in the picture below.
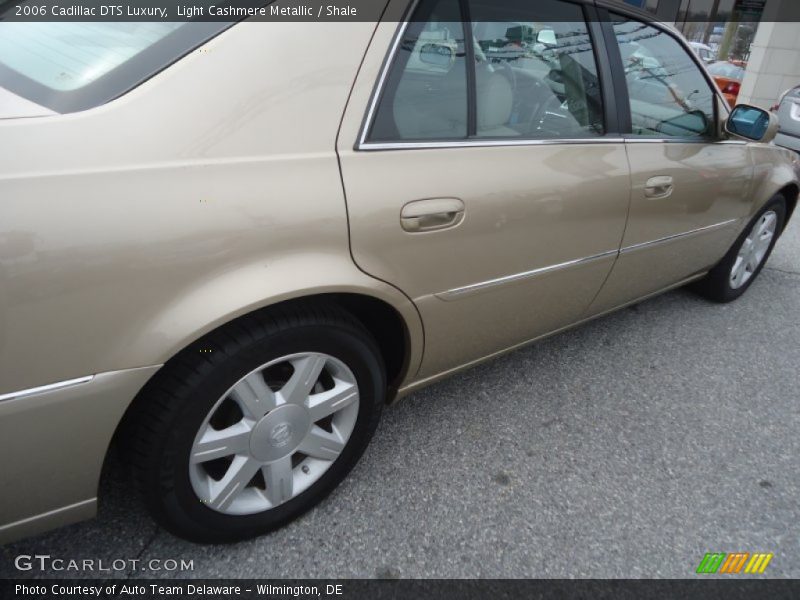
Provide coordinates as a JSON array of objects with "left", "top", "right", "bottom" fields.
[{"left": 2, "top": 217, "right": 799, "bottom": 580}]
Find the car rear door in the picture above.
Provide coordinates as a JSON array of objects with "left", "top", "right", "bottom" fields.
[
  {"left": 587, "top": 10, "right": 755, "bottom": 315},
  {"left": 338, "top": 0, "right": 631, "bottom": 381}
]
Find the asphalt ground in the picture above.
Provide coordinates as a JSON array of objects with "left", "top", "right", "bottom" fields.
[{"left": 2, "top": 217, "right": 799, "bottom": 580}]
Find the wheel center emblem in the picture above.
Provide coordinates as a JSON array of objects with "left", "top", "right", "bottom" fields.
[{"left": 269, "top": 423, "right": 294, "bottom": 448}]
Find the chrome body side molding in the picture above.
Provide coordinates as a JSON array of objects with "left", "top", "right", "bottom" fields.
[
  {"left": 436, "top": 250, "right": 618, "bottom": 301},
  {"left": 0, "top": 376, "right": 95, "bottom": 403},
  {"left": 620, "top": 219, "right": 739, "bottom": 254},
  {"left": 437, "top": 219, "right": 739, "bottom": 301}
]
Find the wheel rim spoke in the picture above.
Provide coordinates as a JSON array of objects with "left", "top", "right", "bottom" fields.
[
  {"left": 208, "top": 456, "right": 261, "bottom": 511},
  {"left": 191, "top": 422, "right": 252, "bottom": 464},
  {"left": 760, "top": 212, "right": 777, "bottom": 234},
  {"left": 297, "top": 425, "right": 345, "bottom": 460},
  {"left": 731, "top": 257, "right": 745, "bottom": 283},
  {"left": 747, "top": 253, "right": 761, "bottom": 273},
  {"left": 279, "top": 355, "right": 327, "bottom": 405},
  {"left": 230, "top": 372, "right": 277, "bottom": 419},
  {"left": 755, "top": 232, "right": 773, "bottom": 254},
  {"left": 307, "top": 380, "right": 358, "bottom": 421},
  {"left": 262, "top": 456, "right": 294, "bottom": 507}
]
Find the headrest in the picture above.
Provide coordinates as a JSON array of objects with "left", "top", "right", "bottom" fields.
[{"left": 476, "top": 70, "right": 513, "bottom": 130}]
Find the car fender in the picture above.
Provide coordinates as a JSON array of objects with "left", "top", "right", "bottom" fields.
[
  {"left": 109, "top": 252, "right": 424, "bottom": 385},
  {"left": 747, "top": 145, "right": 800, "bottom": 223}
]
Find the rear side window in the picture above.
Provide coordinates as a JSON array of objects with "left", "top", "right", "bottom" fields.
[
  {"left": 0, "top": 21, "right": 232, "bottom": 114},
  {"left": 368, "top": 0, "right": 469, "bottom": 141},
  {"left": 367, "top": 0, "right": 604, "bottom": 143},
  {"left": 613, "top": 18, "right": 716, "bottom": 139}
]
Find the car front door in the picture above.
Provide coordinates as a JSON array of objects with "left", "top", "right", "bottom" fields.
[
  {"left": 588, "top": 13, "right": 755, "bottom": 315},
  {"left": 338, "top": 0, "right": 631, "bottom": 382}
]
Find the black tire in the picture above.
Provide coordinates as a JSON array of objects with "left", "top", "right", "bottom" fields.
[
  {"left": 126, "top": 303, "right": 385, "bottom": 543},
  {"left": 692, "top": 195, "right": 786, "bottom": 303}
]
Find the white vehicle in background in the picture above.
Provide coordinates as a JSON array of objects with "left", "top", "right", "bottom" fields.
[
  {"left": 689, "top": 42, "right": 716, "bottom": 64},
  {"left": 774, "top": 85, "right": 800, "bottom": 154}
]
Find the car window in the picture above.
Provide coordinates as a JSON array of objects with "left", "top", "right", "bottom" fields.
[
  {"left": 0, "top": 19, "right": 232, "bottom": 114},
  {"left": 0, "top": 23, "right": 184, "bottom": 92},
  {"left": 470, "top": 0, "right": 604, "bottom": 138},
  {"left": 613, "top": 18, "right": 716, "bottom": 139},
  {"left": 368, "top": 0, "right": 468, "bottom": 142},
  {"left": 367, "top": 0, "right": 603, "bottom": 143}
]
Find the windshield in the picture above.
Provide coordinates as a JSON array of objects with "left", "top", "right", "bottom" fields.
[{"left": 0, "top": 21, "right": 232, "bottom": 113}]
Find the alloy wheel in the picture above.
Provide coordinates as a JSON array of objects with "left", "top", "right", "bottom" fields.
[
  {"left": 729, "top": 210, "right": 777, "bottom": 290},
  {"left": 189, "top": 352, "right": 359, "bottom": 515}
]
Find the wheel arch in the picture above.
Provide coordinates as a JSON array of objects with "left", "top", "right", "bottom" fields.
[
  {"left": 103, "top": 271, "right": 424, "bottom": 500},
  {"left": 112, "top": 289, "right": 421, "bottom": 450}
]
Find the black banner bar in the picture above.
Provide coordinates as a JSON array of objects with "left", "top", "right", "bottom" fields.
[
  {"left": 2, "top": 0, "right": 798, "bottom": 22},
  {"left": 3, "top": 579, "right": 800, "bottom": 600}
]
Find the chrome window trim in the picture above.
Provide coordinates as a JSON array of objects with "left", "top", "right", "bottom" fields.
[
  {"left": 0, "top": 375, "right": 94, "bottom": 403},
  {"left": 361, "top": 137, "right": 625, "bottom": 151},
  {"left": 356, "top": 7, "right": 415, "bottom": 149},
  {"left": 620, "top": 219, "right": 739, "bottom": 254},
  {"left": 623, "top": 138, "right": 673, "bottom": 144},
  {"left": 359, "top": 136, "right": 746, "bottom": 151},
  {"left": 624, "top": 138, "right": 704, "bottom": 144},
  {"left": 436, "top": 249, "right": 618, "bottom": 301},
  {"left": 624, "top": 138, "right": 748, "bottom": 145}
]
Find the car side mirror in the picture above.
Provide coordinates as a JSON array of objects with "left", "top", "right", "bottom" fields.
[
  {"left": 418, "top": 43, "right": 456, "bottom": 70},
  {"left": 537, "top": 29, "right": 557, "bottom": 47},
  {"left": 726, "top": 104, "right": 779, "bottom": 143}
]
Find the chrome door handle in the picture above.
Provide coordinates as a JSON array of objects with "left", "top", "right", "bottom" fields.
[
  {"left": 645, "top": 176, "right": 674, "bottom": 199},
  {"left": 400, "top": 198, "right": 465, "bottom": 233}
]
